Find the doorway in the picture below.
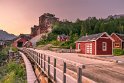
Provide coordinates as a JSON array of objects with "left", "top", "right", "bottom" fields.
[
  {"left": 85, "top": 43, "right": 92, "bottom": 54},
  {"left": 17, "top": 42, "right": 23, "bottom": 47}
]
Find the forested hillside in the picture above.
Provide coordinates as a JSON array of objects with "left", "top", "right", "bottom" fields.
[{"left": 37, "top": 16, "right": 124, "bottom": 48}]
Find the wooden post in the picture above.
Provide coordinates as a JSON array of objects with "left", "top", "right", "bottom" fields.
[
  {"left": 77, "top": 67, "right": 82, "bottom": 83},
  {"left": 63, "top": 61, "right": 66, "bottom": 83},
  {"left": 48, "top": 56, "right": 50, "bottom": 76},
  {"left": 54, "top": 58, "right": 56, "bottom": 81},
  {"left": 41, "top": 54, "right": 43, "bottom": 68},
  {"left": 39, "top": 53, "right": 41, "bottom": 65},
  {"left": 38, "top": 53, "right": 40, "bottom": 65},
  {"left": 44, "top": 54, "right": 46, "bottom": 71},
  {"left": 33, "top": 51, "right": 34, "bottom": 58},
  {"left": 34, "top": 52, "right": 36, "bottom": 61},
  {"left": 35, "top": 52, "right": 37, "bottom": 62},
  {"left": 32, "top": 51, "right": 34, "bottom": 58},
  {"left": 37, "top": 52, "right": 38, "bottom": 63}
]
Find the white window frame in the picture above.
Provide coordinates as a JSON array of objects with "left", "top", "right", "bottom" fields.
[
  {"left": 78, "top": 43, "right": 80, "bottom": 50},
  {"left": 102, "top": 42, "right": 107, "bottom": 51},
  {"left": 114, "top": 43, "right": 120, "bottom": 48}
]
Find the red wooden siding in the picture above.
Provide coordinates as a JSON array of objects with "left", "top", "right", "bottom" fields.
[
  {"left": 96, "top": 38, "right": 112, "bottom": 55},
  {"left": 13, "top": 38, "right": 28, "bottom": 47},
  {"left": 111, "top": 34, "right": 122, "bottom": 49},
  {"left": 76, "top": 41, "right": 95, "bottom": 55}
]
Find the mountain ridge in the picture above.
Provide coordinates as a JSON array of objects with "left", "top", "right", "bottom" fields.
[{"left": 0, "top": 30, "right": 16, "bottom": 40}]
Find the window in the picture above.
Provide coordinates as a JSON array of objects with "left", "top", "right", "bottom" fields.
[
  {"left": 114, "top": 43, "right": 120, "bottom": 47},
  {"left": 102, "top": 42, "right": 107, "bottom": 51},
  {"left": 78, "top": 43, "right": 80, "bottom": 50}
]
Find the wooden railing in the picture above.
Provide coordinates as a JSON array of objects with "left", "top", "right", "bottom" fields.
[{"left": 21, "top": 48, "right": 83, "bottom": 83}]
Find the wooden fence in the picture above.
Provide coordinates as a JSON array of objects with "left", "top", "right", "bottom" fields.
[{"left": 21, "top": 48, "right": 83, "bottom": 83}]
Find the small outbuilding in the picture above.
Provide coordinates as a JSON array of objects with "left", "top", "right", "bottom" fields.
[
  {"left": 111, "top": 33, "right": 124, "bottom": 49},
  {"left": 75, "top": 32, "right": 113, "bottom": 55},
  {"left": 57, "top": 34, "right": 69, "bottom": 42},
  {"left": 12, "top": 34, "right": 31, "bottom": 47}
]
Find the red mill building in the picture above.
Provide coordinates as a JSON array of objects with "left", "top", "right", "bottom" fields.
[{"left": 30, "top": 13, "right": 59, "bottom": 38}]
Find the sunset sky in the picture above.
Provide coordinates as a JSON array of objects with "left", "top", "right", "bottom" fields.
[{"left": 0, "top": 0, "right": 124, "bottom": 35}]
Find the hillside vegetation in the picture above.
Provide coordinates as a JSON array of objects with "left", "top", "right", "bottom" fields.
[
  {"left": 37, "top": 16, "right": 124, "bottom": 48},
  {"left": 0, "top": 47, "right": 27, "bottom": 83}
]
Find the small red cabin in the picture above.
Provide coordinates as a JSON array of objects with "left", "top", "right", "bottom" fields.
[
  {"left": 111, "top": 33, "right": 124, "bottom": 49},
  {"left": 12, "top": 34, "right": 31, "bottom": 47},
  {"left": 75, "top": 32, "right": 113, "bottom": 55},
  {"left": 57, "top": 34, "right": 69, "bottom": 42}
]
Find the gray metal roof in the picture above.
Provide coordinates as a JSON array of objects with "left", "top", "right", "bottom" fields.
[
  {"left": 76, "top": 32, "right": 104, "bottom": 42},
  {"left": 115, "top": 33, "right": 124, "bottom": 41}
]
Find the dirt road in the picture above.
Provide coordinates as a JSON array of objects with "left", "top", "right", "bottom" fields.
[{"left": 29, "top": 48, "right": 124, "bottom": 83}]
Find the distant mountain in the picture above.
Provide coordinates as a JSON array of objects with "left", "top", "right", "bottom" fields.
[
  {"left": 0, "top": 30, "right": 17, "bottom": 40},
  {"left": 107, "top": 14, "right": 124, "bottom": 19}
]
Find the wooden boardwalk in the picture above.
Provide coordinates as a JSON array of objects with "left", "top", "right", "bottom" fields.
[
  {"left": 19, "top": 52, "right": 37, "bottom": 83},
  {"left": 20, "top": 48, "right": 96, "bottom": 83}
]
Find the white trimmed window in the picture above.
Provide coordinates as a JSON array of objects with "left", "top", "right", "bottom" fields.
[
  {"left": 102, "top": 42, "right": 107, "bottom": 51},
  {"left": 78, "top": 43, "right": 80, "bottom": 50},
  {"left": 114, "top": 43, "right": 120, "bottom": 48}
]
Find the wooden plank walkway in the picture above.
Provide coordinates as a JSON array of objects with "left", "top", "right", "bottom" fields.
[{"left": 19, "top": 52, "right": 37, "bottom": 83}]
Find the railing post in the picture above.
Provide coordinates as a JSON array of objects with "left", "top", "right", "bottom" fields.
[
  {"left": 37, "top": 52, "right": 38, "bottom": 63},
  {"left": 54, "top": 58, "right": 56, "bottom": 81},
  {"left": 41, "top": 54, "right": 43, "bottom": 68},
  {"left": 38, "top": 53, "right": 40, "bottom": 65},
  {"left": 63, "top": 61, "right": 66, "bottom": 83},
  {"left": 44, "top": 54, "right": 46, "bottom": 71},
  {"left": 34, "top": 52, "right": 36, "bottom": 61},
  {"left": 39, "top": 53, "right": 41, "bottom": 65},
  {"left": 33, "top": 51, "right": 35, "bottom": 59},
  {"left": 77, "top": 67, "right": 82, "bottom": 83},
  {"left": 32, "top": 51, "right": 33, "bottom": 58},
  {"left": 48, "top": 56, "right": 50, "bottom": 76}
]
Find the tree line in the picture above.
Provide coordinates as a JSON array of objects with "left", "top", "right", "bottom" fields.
[{"left": 37, "top": 16, "right": 124, "bottom": 48}]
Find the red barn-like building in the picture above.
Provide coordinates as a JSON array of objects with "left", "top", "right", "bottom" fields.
[
  {"left": 57, "top": 34, "right": 69, "bottom": 42},
  {"left": 111, "top": 33, "right": 124, "bottom": 49},
  {"left": 12, "top": 34, "right": 31, "bottom": 47},
  {"left": 75, "top": 32, "right": 113, "bottom": 55}
]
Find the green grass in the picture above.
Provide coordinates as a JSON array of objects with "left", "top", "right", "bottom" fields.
[{"left": 37, "top": 39, "right": 76, "bottom": 49}]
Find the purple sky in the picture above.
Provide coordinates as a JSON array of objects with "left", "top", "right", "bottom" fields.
[{"left": 0, "top": 0, "right": 124, "bottom": 35}]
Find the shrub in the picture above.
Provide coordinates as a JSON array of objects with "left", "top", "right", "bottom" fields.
[
  {"left": 12, "top": 47, "right": 18, "bottom": 52},
  {"left": 0, "top": 61, "right": 26, "bottom": 83},
  {"left": 113, "top": 49, "right": 124, "bottom": 56},
  {"left": 36, "top": 39, "right": 48, "bottom": 46},
  {"left": 0, "top": 47, "right": 9, "bottom": 63},
  {"left": 50, "top": 40, "right": 61, "bottom": 46}
]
